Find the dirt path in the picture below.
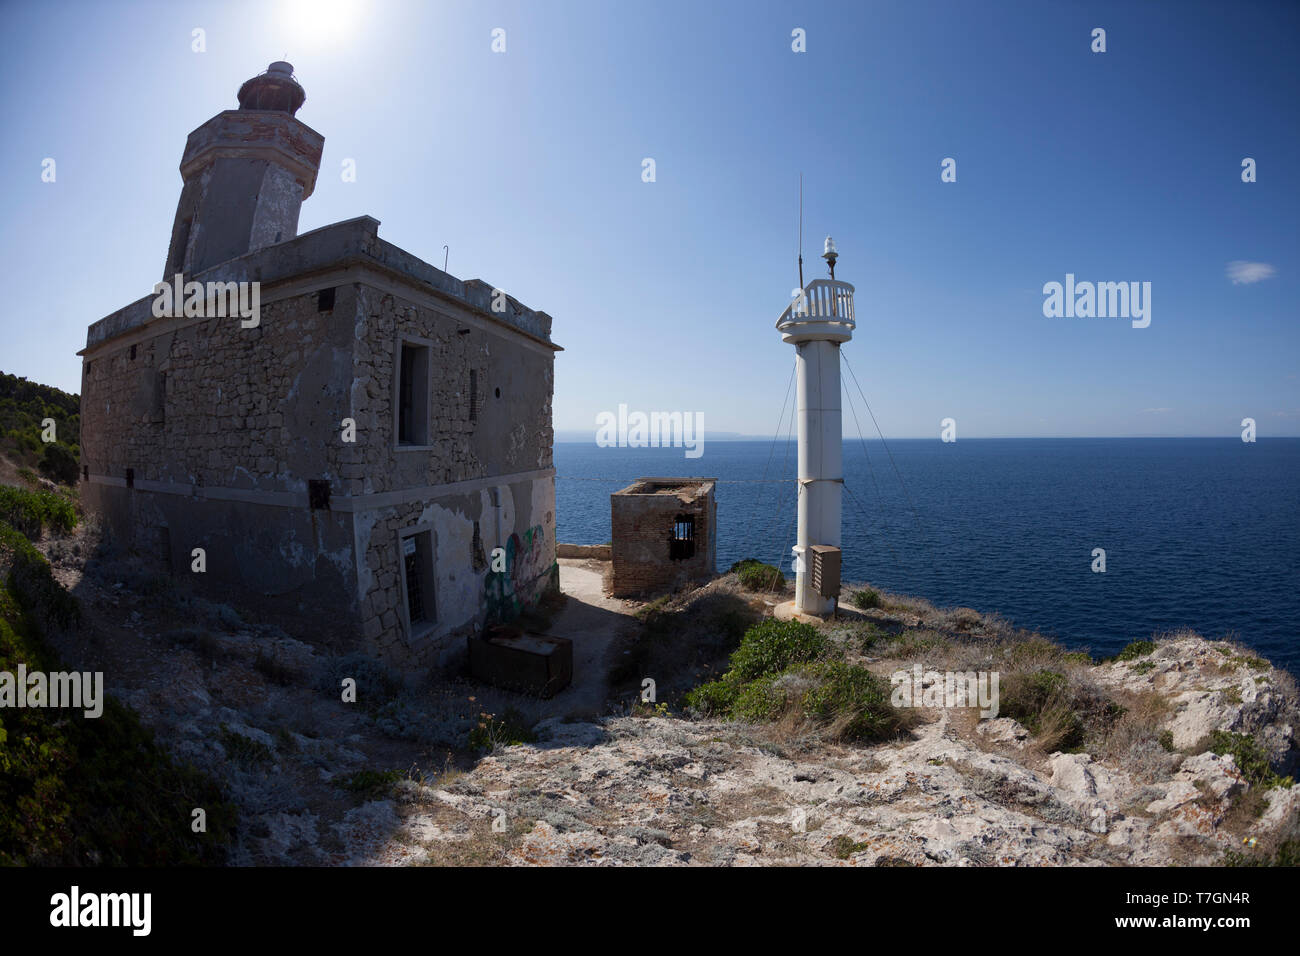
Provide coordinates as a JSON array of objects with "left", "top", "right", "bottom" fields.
[{"left": 540, "top": 558, "right": 635, "bottom": 717}]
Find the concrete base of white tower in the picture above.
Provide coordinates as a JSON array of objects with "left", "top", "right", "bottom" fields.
[{"left": 772, "top": 599, "right": 834, "bottom": 624}]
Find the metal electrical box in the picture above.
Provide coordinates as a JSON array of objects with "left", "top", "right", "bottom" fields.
[
  {"left": 810, "top": 545, "right": 841, "bottom": 598},
  {"left": 469, "top": 627, "right": 573, "bottom": 698}
]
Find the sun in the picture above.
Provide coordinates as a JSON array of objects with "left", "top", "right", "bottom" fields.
[{"left": 277, "top": 0, "right": 369, "bottom": 49}]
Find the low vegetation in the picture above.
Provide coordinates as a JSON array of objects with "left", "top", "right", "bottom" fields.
[
  {"left": 850, "top": 587, "right": 881, "bottom": 610},
  {"left": 730, "top": 558, "right": 786, "bottom": 593},
  {"left": 468, "top": 708, "right": 537, "bottom": 752},
  {"left": 0, "top": 485, "right": 77, "bottom": 541},
  {"left": 1208, "top": 731, "right": 1294, "bottom": 791},
  {"left": 0, "top": 505, "right": 235, "bottom": 864},
  {"left": 684, "top": 618, "right": 910, "bottom": 744},
  {"left": 1115, "top": 640, "right": 1157, "bottom": 662}
]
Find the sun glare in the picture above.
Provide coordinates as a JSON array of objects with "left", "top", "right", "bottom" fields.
[{"left": 277, "top": 0, "right": 368, "bottom": 49}]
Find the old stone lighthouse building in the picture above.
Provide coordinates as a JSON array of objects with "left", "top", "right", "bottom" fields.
[{"left": 79, "top": 63, "right": 560, "bottom": 667}]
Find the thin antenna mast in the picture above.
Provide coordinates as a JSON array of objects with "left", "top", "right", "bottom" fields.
[{"left": 797, "top": 173, "right": 804, "bottom": 290}]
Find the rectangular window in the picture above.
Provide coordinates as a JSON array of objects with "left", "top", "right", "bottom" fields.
[
  {"left": 152, "top": 370, "right": 166, "bottom": 422},
  {"left": 399, "top": 529, "right": 436, "bottom": 632},
  {"left": 317, "top": 287, "right": 335, "bottom": 312},
  {"left": 309, "top": 479, "right": 331, "bottom": 510},
  {"left": 396, "top": 341, "right": 431, "bottom": 445},
  {"left": 405, "top": 541, "right": 425, "bottom": 623},
  {"left": 669, "top": 514, "right": 695, "bottom": 560},
  {"left": 125, "top": 468, "right": 135, "bottom": 488}
]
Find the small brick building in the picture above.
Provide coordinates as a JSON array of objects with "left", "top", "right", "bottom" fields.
[{"left": 610, "top": 478, "right": 716, "bottom": 597}]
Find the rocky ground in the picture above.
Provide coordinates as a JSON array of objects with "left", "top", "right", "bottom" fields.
[
  {"left": 372, "top": 633, "right": 1300, "bottom": 867},
  {"left": 28, "top": 512, "right": 1300, "bottom": 866}
]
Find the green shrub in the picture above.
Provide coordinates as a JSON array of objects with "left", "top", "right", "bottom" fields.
[
  {"left": 730, "top": 675, "right": 785, "bottom": 722},
  {"left": 0, "top": 522, "right": 79, "bottom": 631},
  {"left": 798, "top": 660, "right": 901, "bottom": 742},
  {"left": 731, "top": 558, "right": 785, "bottom": 592},
  {"left": 1209, "top": 731, "right": 1293, "bottom": 790},
  {"left": 0, "top": 485, "right": 77, "bottom": 540},
  {"left": 337, "top": 768, "right": 404, "bottom": 794},
  {"left": 829, "top": 835, "right": 870, "bottom": 859},
  {"left": 1116, "top": 640, "right": 1157, "bottom": 662},
  {"left": 851, "top": 588, "right": 882, "bottom": 610},
  {"left": 683, "top": 679, "right": 740, "bottom": 717},
  {"left": 728, "top": 618, "right": 825, "bottom": 682},
  {"left": 38, "top": 442, "right": 80, "bottom": 486}
]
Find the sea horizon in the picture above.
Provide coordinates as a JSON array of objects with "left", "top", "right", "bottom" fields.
[{"left": 556, "top": 436, "right": 1300, "bottom": 674}]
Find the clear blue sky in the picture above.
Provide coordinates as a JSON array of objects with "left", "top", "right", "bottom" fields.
[{"left": 1, "top": 0, "right": 1296, "bottom": 437}]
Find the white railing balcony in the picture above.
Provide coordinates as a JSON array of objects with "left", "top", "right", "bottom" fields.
[{"left": 775, "top": 278, "right": 855, "bottom": 342}]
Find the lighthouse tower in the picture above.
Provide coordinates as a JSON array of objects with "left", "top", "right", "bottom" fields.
[
  {"left": 162, "top": 62, "right": 324, "bottom": 281},
  {"left": 775, "top": 237, "right": 855, "bottom": 618}
]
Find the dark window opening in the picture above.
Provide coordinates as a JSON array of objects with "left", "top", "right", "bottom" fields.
[
  {"left": 125, "top": 468, "right": 135, "bottom": 489},
  {"left": 82, "top": 465, "right": 89, "bottom": 482},
  {"left": 397, "top": 342, "right": 430, "bottom": 445},
  {"left": 469, "top": 369, "right": 478, "bottom": 422},
  {"left": 399, "top": 348, "right": 415, "bottom": 441},
  {"left": 405, "top": 549, "right": 425, "bottom": 623},
  {"left": 159, "top": 526, "right": 172, "bottom": 574},
  {"left": 494, "top": 387, "right": 501, "bottom": 399},
  {"left": 129, "top": 344, "right": 137, "bottom": 360},
  {"left": 308, "top": 479, "right": 331, "bottom": 510},
  {"left": 317, "top": 287, "right": 335, "bottom": 312},
  {"left": 401, "top": 531, "right": 436, "bottom": 628},
  {"left": 472, "top": 521, "right": 485, "bottom": 571},
  {"left": 669, "top": 514, "right": 695, "bottom": 560}
]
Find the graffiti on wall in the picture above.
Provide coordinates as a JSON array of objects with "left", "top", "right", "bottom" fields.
[{"left": 485, "top": 524, "right": 554, "bottom": 620}]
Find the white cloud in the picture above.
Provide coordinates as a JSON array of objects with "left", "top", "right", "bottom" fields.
[{"left": 1227, "top": 261, "right": 1277, "bottom": 285}]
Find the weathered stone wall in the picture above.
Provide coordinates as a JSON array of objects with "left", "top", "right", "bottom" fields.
[
  {"left": 348, "top": 284, "right": 554, "bottom": 495},
  {"left": 353, "top": 475, "right": 557, "bottom": 668},
  {"left": 80, "top": 283, "right": 363, "bottom": 622},
  {"left": 80, "top": 252, "right": 558, "bottom": 669},
  {"left": 81, "top": 285, "right": 358, "bottom": 491},
  {"left": 348, "top": 283, "right": 557, "bottom": 666},
  {"left": 610, "top": 483, "right": 716, "bottom": 597}
]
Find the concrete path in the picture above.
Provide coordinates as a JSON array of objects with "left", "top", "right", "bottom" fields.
[{"left": 543, "top": 559, "right": 635, "bottom": 718}]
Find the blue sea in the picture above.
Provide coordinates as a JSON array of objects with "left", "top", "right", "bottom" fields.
[{"left": 556, "top": 438, "right": 1300, "bottom": 673}]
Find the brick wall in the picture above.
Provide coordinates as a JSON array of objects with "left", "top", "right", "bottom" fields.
[{"left": 610, "top": 488, "right": 715, "bottom": 597}]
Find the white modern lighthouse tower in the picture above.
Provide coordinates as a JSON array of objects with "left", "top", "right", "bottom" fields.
[{"left": 775, "top": 237, "right": 855, "bottom": 618}]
